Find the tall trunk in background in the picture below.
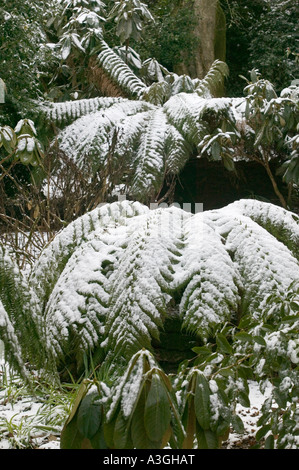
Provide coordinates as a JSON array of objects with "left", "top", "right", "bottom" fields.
[{"left": 175, "top": 0, "right": 226, "bottom": 80}]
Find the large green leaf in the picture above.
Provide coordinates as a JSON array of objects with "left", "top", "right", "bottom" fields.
[
  {"left": 60, "top": 409, "right": 85, "bottom": 449},
  {"left": 77, "top": 390, "right": 102, "bottom": 440},
  {"left": 130, "top": 387, "right": 161, "bottom": 449},
  {"left": 113, "top": 410, "right": 131, "bottom": 449},
  {"left": 144, "top": 372, "right": 171, "bottom": 442},
  {"left": 196, "top": 426, "right": 219, "bottom": 449},
  {"left": 194, "top": 373, "right": 211, "bottom": 430}
]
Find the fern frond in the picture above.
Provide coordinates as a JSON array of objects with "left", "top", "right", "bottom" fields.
[
  {"left": 17, "top": 200, "right": 299, "bottom": 378},
  {"left": 30, "top": 200, "right": 148, "bottom": 310},
  {"left": 0, "top": 299, "right": 29, "bottom": 381},
  {"left": 0, "top": 246, "right": 44, "bottom": 377},
  {"left": 42, "top": 96, "right": 124, "bottom": 128},
  {"left": 97, "top": 40, "right": 147, "bottom": 98},
  {"left": 177, "top": 215, "right": 241, "bottom": 340},
  {"left": 205, "top": 202, "right": 299, "bottom": 317},
  {"left": 104, "top": 208, "right": 187, "bottom": 359},
  {"left": 29, "top": 201, "right": 149, "bottom": 372},
  {"left": 56, "top": 100, "right": 155, "bottom": 173},
  {"left": 195, "top": 60, "right": 229, "bottom": 97},
  {"left": 228, "top": 199, "right": 299, "bottom": 260},
  {"left": 128, "top": 109, "right": 188, "bottom": 199},
  {"left": 43, "top": 238, "right": 117, "bottom": 372}
]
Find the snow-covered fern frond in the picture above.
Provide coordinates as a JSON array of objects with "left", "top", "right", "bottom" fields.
[
  {"left": 29, "top": 200, "right": 148, "bottom": 372},
  {"left": 43, "top": 238, "right": 117, "bottom": 372},
  {"left": 42, "top": 96, "right": 124, "bottom": 128},
  {"left": 0, "top": 247, "right": 44, "bottom": 377},
  {"left": 204, "top": 205, "right": 299, "bottom": 317},
  {"left": 0, "top": 299, "right": 29, "bottom": 380},
  {"left": 97, "top": 40, "right": 147, "bottom": 98},
  {"left": 127, "top": 109, "right": 189, "bottom": 199},
  {"left": 56, "top": 99, "right": 156, "bottom": 173},
  {"left": 30, "top": 200, "right": 148, "bottom": 313},
  {"left": 195, "top": 60, "right": 229, "bottom": 97},
  {"left": 227, "top": 199, "right": 299, "bottom": 259},
  {"left": 163, "top": 93, "right": 209, "bottom": 148},
  {"left": 176, "top": 215, "right": 241, "bottom": 340},
  {"left": 104, "top": 208, "right": 189, "bottom": 359}
]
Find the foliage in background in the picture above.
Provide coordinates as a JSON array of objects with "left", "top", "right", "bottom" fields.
[
  {"left": 137, "top": 0, "right": 199, "bottom": 75},
  {"left": 0, "top": 0, "right": 53, "bottom": 125},
  {"left": 247, "top": 0, "right": 298, "bottom": 94},
  {"left": 222, "top": 0, "right": 298, "bottom": 96},
  {"left": 200, "top": 72, "right": 299, "bottom": 209}
]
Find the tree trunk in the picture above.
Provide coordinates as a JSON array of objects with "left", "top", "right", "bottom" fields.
[
  {"left": 193, "top": 0, "right": 218, "bottom": 78},
  {"left": 175, "top": 0, "right": 226, "bottom": 79}
]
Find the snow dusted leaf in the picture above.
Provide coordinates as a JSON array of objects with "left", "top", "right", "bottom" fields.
[
  {"left": 128, "top": 108, "right": 187, "bottom": 199},
  {"left": 56, "top": 100, "right": 155, "bottom": 174},
  {"left": 205, "top": 203, "right": 299, "bottom": 317},
  {"left": 176, "top": 214, "right": 241, "bottom": 340},
  {"left": 43, "top": 96, "right": 124, "bottom": 127},
  {"left": 106, "top": 349, "right": 157, "bottom": 422},
  {"left": 97, "top": 40, "right": 147, "bottom": 98},
  {"left": 104, "top": 207, "right": 187, "bottom": 358}
]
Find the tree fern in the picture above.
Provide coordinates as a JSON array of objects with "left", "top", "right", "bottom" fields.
[
  {"left": 53, "top": 92, "right": 241, "bottom": 201},
  {"left": 41, "top": 49, "right": 239, "bottom": 203},
  {"left": 2, "top": 199, "right": 298, "bottom": 380}
]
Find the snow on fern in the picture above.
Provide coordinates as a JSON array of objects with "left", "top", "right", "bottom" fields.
[
  {"left": 0, "top": 299, "right": 28, "bottom": 379},
  {"left": 228, "top": 199, "right": 299, "bottom": 259},
  {"left": 105, "top": 207, "right": 189, "bottom": 358},
  {"left": 43, "top": 238, "right": 117, "bottom": 363},
  {"left": 205, "top": 204, "right": 299, "bottom": 317},
  {"left": 56, "top": 100, "right": 155, "bottom": 172},
  {"left": 97, "top": 40, "right": 147, "bottom": 98},
  {"left": 42, "top": 96, "right": 123, "bottom": 127},
  {"left": 29, "top": 200, "right": 148, "bottom": 311},
  {"left": 177, "top": 214, "right": 241, "bottom": 339},
  {"left": 2, "top": 199, "right": 299, "bottom": 378}
]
